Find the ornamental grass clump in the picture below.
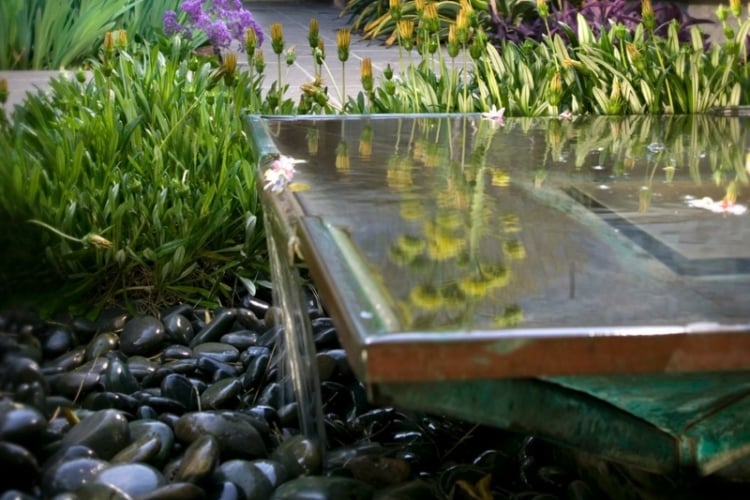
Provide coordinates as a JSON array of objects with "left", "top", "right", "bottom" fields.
[{"left": 0, "top": 36, "right": 266, "bottom": 314}]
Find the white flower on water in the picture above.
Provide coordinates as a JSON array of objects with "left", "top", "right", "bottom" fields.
[
  {"left": 263, "top": 155, "right": 305, "bottom": 193},
  {"left": 686, "top": 196, "right": 747, "bottom": 215},
  {"left": 558, "top": 109, "right": 573, "bottom": 121},
  {"left": 481, "top": 105, "right": 505, "bottom": 128}
]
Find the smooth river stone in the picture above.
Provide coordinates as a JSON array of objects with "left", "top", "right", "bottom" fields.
[
  {"left": 270, "top": 476, "right": 374, "bottom": 500},
  {"left": 200, "top": 378, "right": 242, "bottom": 410},
  {"left": 110, "top": 432, "right": 162, "bottom": 464},
  {"left": 128, "top": 419, "right": 174, "bottom": 467},
  {"left": 175, "top": 434, "right": 220, "bottom": 485},
  {"left": 213, "top": 459, "right": 274, "bottom": 500},
  {"left": 0, "top": 400, "right": 46, "bottom": 445},
  {"left": 136, "top": 482, "right": 206, "bottom": 500},
  {"left": 162, "top": 313, "right": 194, "bottom": 346},
  {"left": 0, "top": 441, "right": 39, "bottom": 492},
  {"left": 189, "top": 309, "right": 236, "bottom": 348},
  {"left": 92, "top": 463, "right": 167, "bottom": 497},
  {"left": 84, "top": 332, "right": 119, "bottom": 360},
  {"left": 174, "top": 411, "right": 267, "bottom": 459},
  {"left": 120, "top": 316, "right": 166, "bottom": 356},
  {"left": 161, "top": 373, "right": 199, "bottom": 412},
  {"left": 59, "top": 409, "right": 129, "bottom": 460},
  {"left": 103, "top": 351, "right": 140, "bottom": 394},
  {"left": 192, "top": 342, "right": 240, "bottom": 363},
  {"left": 269, "top": 435, "right": 322, "bottom": 478},
  {"left": 42, "top": 457, "right": 109, "bottom": 496}
]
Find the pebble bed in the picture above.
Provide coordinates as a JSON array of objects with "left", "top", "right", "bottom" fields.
[{"left": 0, "top": 289, "right": 747, "bottom": 499}]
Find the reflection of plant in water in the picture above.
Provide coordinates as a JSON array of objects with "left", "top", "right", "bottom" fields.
[
  {"left": 384, "top": 117, "right": 525, "bottom": 330},
  {"left": 540, "top": 115, "right": 750, "bottom": 213}
]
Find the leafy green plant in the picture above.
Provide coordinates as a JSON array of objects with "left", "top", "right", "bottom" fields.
[
  {"left": 0, "top": 37, "right": 266, "bottom": 314},
  {"left": 0, "top": 0, "right": 139, "bottom": 70}
]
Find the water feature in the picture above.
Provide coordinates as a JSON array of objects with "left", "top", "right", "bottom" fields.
[{"left": 246, "top": 113, "right": 750, "bottom": 476}]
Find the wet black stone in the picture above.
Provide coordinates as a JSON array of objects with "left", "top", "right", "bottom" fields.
[
  {"left": 196, "top": 357, "right": 239, "bottom": 381},
  {"left": 103, "top": 352, "right": 140, "bottom": 394},
  {"left": 189, "top": 309, "right": 237, "bottom": 348},
  {"left": 70, "top": 318, "right": 98, "bottom": 342},
  {"left": 200, "top": 378, "right": 242, "bottom": 410},
  {"left": 241, "top": 348, "right": 270, "bottom": 390},
  {"left": 175, "top": 434, "right": 221, "bottom": 485},
  {"left": 84, "top": 332, "right": 119, "bottom": 361},
  {"left": 162, "top": 312, "right": 195, "bottom": 346},
  {"left": 250, "top": 458, "right": 288, "bottom": 488},
  {"left": 42, "top": 457, "right": 109, "bottom": 497},
  {"left": 214, "top": 459, "right": 274, "bottom": 500},
  {"left": 256, "top": 381, "right": 284, "bottom": 409},
  {"left": 212, "top": 481, "right": 244, "bottom": 500},
  {"left": 92, "top": 462, "right": 167, "bottom": 497},
  {"left": 128, "top": 419, "right": 174, "bottom": 466},
  {"left": 174, "top": 411, "right": 267, "bottom": 459},
  {"left": 0, "top": 400, "right": 46, "bottom": 445},
  {"left": 235, "top": 307, "right": 264, "bottom": 331},
  {"left": 110, "top": 432, "right": 162, "bottom": 464},
  {"left": 120, "top": 316, "right": 166, "bottom": 357},
  {"left": 94, "top": 308, "right": 129, "bottom": 333},
  {"left": 240, "top": 296, "right": 270, "bottom": 318},
  {"left": 161, "top": 374, "right": 199, "bottom": 412},
  {"left": 193, "top": 342, "right": 239, "bottom": 363},
  {"left": 162, "top": 344, "right": 193, "bottom": 360},
  {"left": 142, "top": 395, "right": 187, "bottom": 415},
  {"left": 0, "top": 441, "right": 40, "bottom": 492},
  {"left": 270, "top": 435, "right": 322, "bottom": 478},
  {"left": 59, "top": 409, "right": 129, "bottom": 460},
  {"left": 271, "top": 476, "right": 374, "bottom": 500},
  {"left": 44, "top": 346, "right": 85, "bottom": 372},
  {"left": 127, "top": 356, "right": 159, "bottom": 380},
  {"left": 42, "top": 326, "right": 76, "bottom": 358},
  {"left": 137, "top": 482, "right": 206, "bottom": 500},
  {"left": 82, "top": 392, "right": 139, "bottom": 413}
]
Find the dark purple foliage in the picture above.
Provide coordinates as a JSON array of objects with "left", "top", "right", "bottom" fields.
[{"left": 487, "top": 0, "right": 712, "bottom": 47}]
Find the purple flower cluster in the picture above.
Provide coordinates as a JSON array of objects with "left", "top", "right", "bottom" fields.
[{"left": 164, "top": 0, "right": 264, "bottom": 49}]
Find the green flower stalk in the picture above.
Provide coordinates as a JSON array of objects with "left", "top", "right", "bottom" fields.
[
  {"left": 270, "top": 23, "right": 284, "bottom": 88},
  {"left": 245, "top": 27, "right": 258, "bottom": 58},
  {"left": 361, "top": 57, "right": 374, "bottom": 110},
  {"left": 0, "top": 78, "right": 8, "bottom": 104},
  {"left": 641, "top": 0, "right": 655, "bottom": 33},
  {"left": 254, "top": 49, "right": 265, "bottom": 74},
  {"left": 308, "top": 18, "right": 320, "bottom": 51},
  {"left": 337, "top": 29, "right": 351, "bottom": 104},
  {"left": 397, "top": 20, "right": 414, "bottom": 52},
  {"left": 730, "top": 0, "right": 742, "bottom": 18},
  {"left": 389, "top": 0, "right": 402, "bottom": 22}
]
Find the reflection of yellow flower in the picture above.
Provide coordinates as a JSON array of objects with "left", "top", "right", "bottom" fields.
[
  {"left": 501, "top": 214, "right": 521, "bottom": 233},
  {"left": 335, "top": 141, "right": 350, "bottom": 171},
  {"left": 435, "top": 212, "right": 462, "bottom": 231},
  {"left": 410, "top": 285, "right": 444, "bottom": 310},
  {"left": 483, "top": 264, "right": 509, "bottom": 288},
  {"left": 387, "top": 168, "right": 412, "bottom": 190},
  {"left": 358, "top": 125, "right": 372, "bottom": 159},
  {"left": 427, "top": 232, "right": 465, "bottom": 260},
  {"left": 306, "top": 128, "right": 319, "bottom": 156},
  {"left": 503, "top": 239, "right": 526, "bottom": 260},
  {"left": 389, "top": 235, "right": 425, "bottom": 264},
  {"left": 639, "top": 186, "right": 651, "bottom": 213},
  {"left": 400, "top": 200, "right": 425, "bottom": 220},
  {"left": 491, "top": 170, "right": 510, "bottom": 187},
  {"left": 458, "top": 276, "right": 490, "bottom": 297},
  {"left": 494, "top": 305, "right": 523, "bottom": 327}
]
